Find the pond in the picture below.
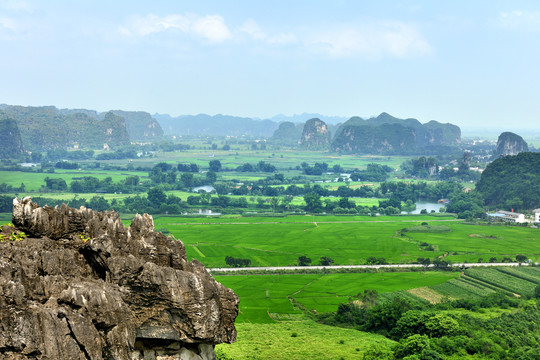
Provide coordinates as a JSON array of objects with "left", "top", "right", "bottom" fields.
[
  {"left": 192, "top": 185, "right": 215, "bottom": 193},
  {"left": 403, "top": 201, "right": 445, "bottom": 214}
]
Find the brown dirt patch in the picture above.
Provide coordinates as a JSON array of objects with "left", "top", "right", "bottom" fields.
[{"left": 408, "top": 287, "right": 447, "bottom": 304}]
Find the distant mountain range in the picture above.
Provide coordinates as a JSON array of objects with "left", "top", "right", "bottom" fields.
[
  {"left": 153, "top": 113, "right": 277, "bottom": 137},
  {"left": 296, "top": 113, "right": 462, "bottom": 155},
  {"left": 0, "top": 105, "right": 163, "bottom": 151},
  {"left": 331, "top": 112, "right": 461, "bottom": 154},
  {"left": 0, "top": 103, "right": 464, "bottom": 156},
  {"left": 153, "top": 113, "right": 348, "bottom": 137},
  {"left": 266, "top": 113, "right": 348, "bottom": 125}
]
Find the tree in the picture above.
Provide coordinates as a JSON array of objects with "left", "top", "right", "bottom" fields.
[
  {"left": 516, "top": 254, "right": 527, "bottom": 263},
  {"left": 366, "top": 256, "right": 387, "bottom": 265},
  {"left": 458, "top": 151, "right": 471, "bottom": 174},
  {"left": 44, "top": 177, "right": 67, "bottom": 191},
  {"left": 87, "top": 196, "right": 109, "bottom": 212},
  {"left": 270, "top": 197, "right": 280, "bottom": 212},
  {"left": 206, "top": 170, "right": 217, "bottom": 183},
  {"left": 147, "top": 187, "right": 166, "bottom": 207},
  {"left": 332, "top": 164, "right": 344, "bottom": 173},
  {"left": 298, "top": 256, "right": 312, "bottom": 266},
  {"left": 357, "top": 289, "right": 378, "bottom": 308},
  {"left": 534, "top": 285, "right": 540, "bottom": 299},
  {"left": 304, "top": 192, "right": 322, "bottom": 213},
  {"left": 209, "top": 159, "right": 222, "bottom": 172},
  {"left": 124, "top": 175, "right": 140, "bottom": 186},
  {"left": 180, "top": 173, "right": 194, "bottom": 188},
  {"left": 432, "top": 258, "right": 450, "bottom": 270},
  {"left": 225, "top": 256, "right": 251, "bottom": 267},
  {"left": 417, "top": 257, "right": 431, "bottom": 267},
  {"left": 319, "top": 256, "right": 334, "bottom": 266},
  {"left": 425, "top": 313, "right": 460, "bottom": 337},
  {"left": 362, "top": 343, "right": 394, "bottom": 360}
]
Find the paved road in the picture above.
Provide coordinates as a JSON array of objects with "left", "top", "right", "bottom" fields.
[
  {"left": 209, "top": 262, "right": 531, "bottom": 272},
  {"left": 167, "top": 219, "right": 462, "bottom": 226}
]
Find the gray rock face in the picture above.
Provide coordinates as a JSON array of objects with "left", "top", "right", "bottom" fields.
[
  {"left": 494, "top": 132, "right": 529, "bottom": 157},
  {"left": 1, "top": 198, "right": 238, "bottom": 359},
  {"left": 109, "top": 110, "right": 164, "bottom": 141},
  {"left": 300, "top": 118, "right": 330, "bottom": 150},
  {"left": 0, "top": 118, "right": 24, "bottom": 158}
]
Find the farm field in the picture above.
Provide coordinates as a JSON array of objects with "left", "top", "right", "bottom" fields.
[
  {"left": 428, "top": 266, "right": 540, "bottom": 301},
  {"left": 155, "top": 215, "right": 540, "bottom": 268},
  {"left": 215, "top": 320, "right": 396, "bottom": 360},
  {"left": 0, "top": 148, "right": 415, "bottom": 195},
  {"left": 214, "top": 266, "right": 540, "bottom": 325},
  {"left": 214, "top": 271, "right": 459, "bottom": 323},
  {"left": 0, "top": 169, "right": 149, "bottom": 192},
  {"left": 99, "top": 148, "right": 413, "bottom": 172},
  {"left": 214, "top": 266, "right": 539, "bottom": 359}
]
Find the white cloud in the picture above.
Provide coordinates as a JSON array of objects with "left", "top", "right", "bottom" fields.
[
  {"left": 0, "top": 0, "right": 33, "bottom": 12},
  {"left": 307, "top": 22, "right": 432, "bottom": 59},
  {"left": 238, "top": 19, "right": 297, "bottom": 45},
  {"left": 118, "top": 15, "right": 426, "bottom": 58},
  {"left": 119, "top": 13, "right": 231, "bottom": 43},
  {"left": 499, "top": 10, "right": 540, "bottom": 31},
  {"left": 239, "top": 19, "right": 266, "bottom": 40},
  {"left": 0, "top": 17, "right": 17, "bottom": 31}
]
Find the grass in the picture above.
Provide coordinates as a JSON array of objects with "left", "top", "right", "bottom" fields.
[
  {"left": 0, "top": 169, "right": 148, "bottom": 192},
  {"left": 216, "top": 320, "right": 395, "bottom": 360},
  {"left": 400, "top": 222, "right": 540, "bottom": 263},
  {"left": 214, "top": 271, "right": 459, "bottom": 323},
  {"left": 0, "top": 213, "right": 12, "bottom": 223},
  {"left": 427, "top": 266, "right": 540, "bottom": 301},
  {"left": 155, "top": 215, "right": 539, "bottom": 268},
  {"left": 214, "top": 267, "right": 530, "bottom": 360},
  {"left": 465, "top": 268, "right": 538, "bottom": 297}
]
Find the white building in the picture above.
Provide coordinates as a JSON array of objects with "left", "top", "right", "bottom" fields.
[
  {"left": 489, "top": 210, "right": 527, "bottom": 223},
  {"left": 534, "top": 209, "right": 540, "bottom": 223}
]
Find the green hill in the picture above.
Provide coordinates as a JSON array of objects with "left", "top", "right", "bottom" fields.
[
  {"left": 0, "top": 118, "right": 24, "bottom": 158},
  {"left": 0, "top": 105, "right": 130, "bottom": 151},
  {"left": 331, "top": 113, "right": 461, "bottom": 154},
  {"left": 109, "top": 110, "right": 163, "bottom": 141},
  {"left": 476, "top": 152, "right": 540, "bottom": 210},
  {"left": 269, "top": 121, "right": 302, "bottom": 146}
]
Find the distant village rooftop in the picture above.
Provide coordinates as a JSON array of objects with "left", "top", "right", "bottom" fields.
[{"left": 488, "top": 210, "right": 527, "bottom": 223}]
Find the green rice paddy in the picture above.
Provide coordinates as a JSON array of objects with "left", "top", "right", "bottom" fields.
[
  {"left": 154, "top": 215, "right": 540, "bottom": 268},
  {"left": 215, "top": 271, "right": 459, "bottom": 323}
]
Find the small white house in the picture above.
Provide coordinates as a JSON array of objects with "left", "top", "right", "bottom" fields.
[
  {"left": 491, "top": 210, "right": 527, "bottom": 223},
  {"left": 534, "top": 209, "right": 540, "bottom": 223}
]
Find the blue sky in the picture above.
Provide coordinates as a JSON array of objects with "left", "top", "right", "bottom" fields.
[{"left": 1, "top": 0, "right": 540, "bottom": 131}]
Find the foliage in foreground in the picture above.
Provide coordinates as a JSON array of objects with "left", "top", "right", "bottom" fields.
[{"left": 320, "top": 291, "right": 540, "bottom": 359}]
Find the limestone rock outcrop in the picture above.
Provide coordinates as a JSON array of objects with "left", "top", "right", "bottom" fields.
[
  {"left": 300, "top": 118, "right": 330, "bottom": 150},
  {"left": 0, "top": 118, "right": 24, "bottom": 158},
  {"left": 331, "top": 113, "right": 461, "bottom": 155},
  {"left": 0, "top": 197, "right": 238, "bottom": 359},
  {"left": 494, "top": 131, "right": 529, "bottom": 157}
]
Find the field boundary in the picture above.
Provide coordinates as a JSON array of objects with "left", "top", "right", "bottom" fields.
[{"left": 209, "top": 262, "right": 533, "bottom": 274}]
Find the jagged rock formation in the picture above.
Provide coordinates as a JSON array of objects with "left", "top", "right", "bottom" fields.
[
  {"left": 0, "top": 118, "right": 24, "bottom": 158},
  {"left": 110, "top": 111, "right": 163, "bottom": 141},
  {"left": 300, "top": 118, "right": 331, "bottom": 150},
  {"left": 269, "top": 121, "right": 302, "bottom": 146},
  {"left": 494, "top": 132, "right": 529, "bottom": 157},
  {"left": 0, "top": 198, "right": 238, "bottom": 359},
  {"left": 331, "top": 113, "right": 461, "bottom": 154}
]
